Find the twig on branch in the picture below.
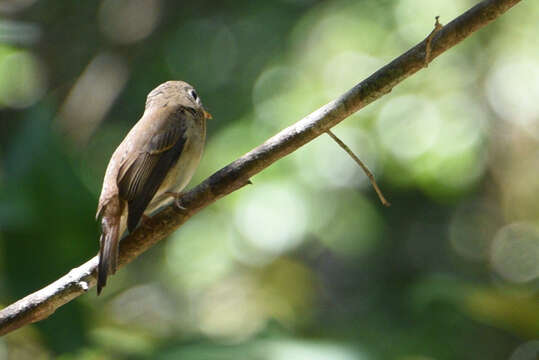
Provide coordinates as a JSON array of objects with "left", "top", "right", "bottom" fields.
[
  {"left": 425, "top": 16, "right": 444, "bottom": 67},
  {"left": 0, "top": 0, "right": 522, "bottom": 337},
  {"left": 326, "top": 129, "right": 390, "bottom": 207}
]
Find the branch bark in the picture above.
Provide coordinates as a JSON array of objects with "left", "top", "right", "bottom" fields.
[{"left": 0, "top": 0, "right": 521, "bottom": 336}]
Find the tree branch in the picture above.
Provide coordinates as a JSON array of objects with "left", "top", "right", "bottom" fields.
[{"left": 0, "top": 0, "right": 521, "bottom": 336}]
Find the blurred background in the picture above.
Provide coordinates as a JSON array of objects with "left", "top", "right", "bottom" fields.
[{"left": 0, "top": 0, "right": 538, "bottom": 359}]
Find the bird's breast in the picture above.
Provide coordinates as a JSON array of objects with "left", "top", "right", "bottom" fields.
[{"left": 146, "top": 120, "right": 206, "bottom": 213}]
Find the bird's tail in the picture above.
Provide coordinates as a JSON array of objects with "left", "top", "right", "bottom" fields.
[{"left": 97, "top": 204, "right": 123, "bottom": 295}]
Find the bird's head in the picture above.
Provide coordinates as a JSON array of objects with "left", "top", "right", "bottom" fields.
[{"left": 145, "top": 80, "right": 212, "bottom": 120}]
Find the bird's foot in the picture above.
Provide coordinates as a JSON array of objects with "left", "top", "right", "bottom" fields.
[{"left": 164, "top": 191, "right": 186, "bottom": 210}]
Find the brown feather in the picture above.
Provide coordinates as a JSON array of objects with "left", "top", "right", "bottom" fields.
[
  {"left": 117, "top": 112, "right": 187, "bottom": 232},
  {"left": 97, "top": 196, "right": 124, "bottom": 295},
  {"left": 96, "top": 81, "right": 208, "bottom": 295}
]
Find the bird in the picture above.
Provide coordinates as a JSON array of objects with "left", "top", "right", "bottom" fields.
[{"left": 95, "top": 80, "right": 212, "bottom": 295}]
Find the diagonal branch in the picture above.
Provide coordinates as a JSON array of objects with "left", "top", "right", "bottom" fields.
[{"left": 0, "top": 0, "right": 521, "bottom": 336}]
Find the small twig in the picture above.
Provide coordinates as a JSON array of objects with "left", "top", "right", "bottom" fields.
[
  {"left": 326, "top": 130, "right": 390, "bottom": 207},
  {"left": 425, "top": 16, "right": 444, "bottom": 67}
]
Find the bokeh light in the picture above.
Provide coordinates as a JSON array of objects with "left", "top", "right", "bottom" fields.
[
  {"left": 449, "top": 201, "right": 501, "bottom": 261},
  {"left": 0, "top": 47, "right": 45, "bottom": 108},
  {"left": 0, "top": 0, "right": 37, "bottom": 14},
  {"left": 394, "top": 0, "right": 469, "bottom": 44},
  {"left": 99, "top": 0, "right": 162, "bottom": 44},
  {"left": 108, "top": 284, "right": 177, "bottom": 336},
  {"left": 196, "top": 274, "right": 267, "bottom": 341},
  {"left": 319, "top": 190, "right": 385, "bottom": 257},
  {"left": 490, "top": 223, "right": 539, "bottom": 283},
  {"left": 253, "top": 66, "right": 305, "bottom": 131},
  {"left": 486, "top": 56, "right": 539, "bottom": 138},
  {"left": 165, "top": 212, "right": 234, "bottom": 293},
  {"left": 234, "top": 182, "right": 307, "bottom": 264},
  {"left": 262, "top": 340, "right": 367, "bottom": 360},
  {"left": 376, "top": 95, "right": 441, "bottom": 161},
  {"left": 323, "top": 52, "right": 384, "bottom": 100},
  {"left": 56, "top": 53, "right": 128, "bottom": 146},
  {"left": 509, "top": 340, "right": 539, "bottom": 360},
  {"left": 0, "top": 20, "right": 40, "bottom": 45},
  {"left": 432, "top": 93, "right": 487, "bottom": 157}
]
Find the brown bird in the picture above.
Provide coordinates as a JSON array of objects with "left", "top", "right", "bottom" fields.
[{"left": 95, "top": 80, "right": 211, "bottom": 294}]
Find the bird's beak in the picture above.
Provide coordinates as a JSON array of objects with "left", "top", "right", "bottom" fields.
[{"left": 203, "top": 109, "right": 213, "bottom": 120}]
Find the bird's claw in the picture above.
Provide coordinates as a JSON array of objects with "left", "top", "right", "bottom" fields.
[{"left": 164, "top": 191, "right": 186, "bottom": 210}]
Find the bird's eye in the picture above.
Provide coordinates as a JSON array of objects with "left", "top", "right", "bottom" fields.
[{"left": 189, "top": 89, "right": 198, "bottom": 102}]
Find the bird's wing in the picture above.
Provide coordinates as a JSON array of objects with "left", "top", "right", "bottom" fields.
[{"left": 117, "top": 112, "right": 188, "bottom": 232}]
